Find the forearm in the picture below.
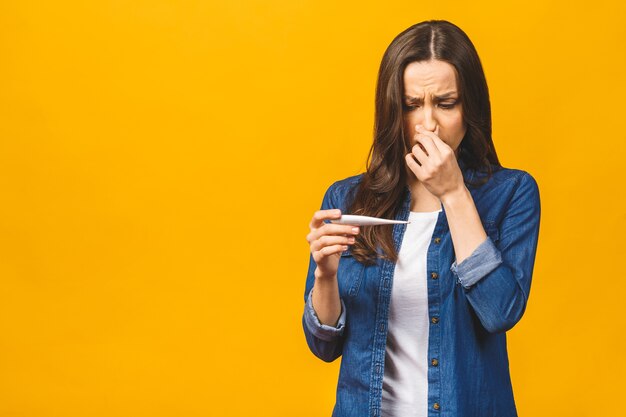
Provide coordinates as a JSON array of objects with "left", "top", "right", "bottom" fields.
[
  {"left": 311, "top": 270, "right": 342, "bottom": 327},
  {"left": 441, "top": 185, "right": 487, "bottom": 264},
  {"left": 444, "top": 173, "right": 541, "bottom": 333},
  {"left": 303, "top": 269, "right": 346, "bottom": 362},
  {"left": 463, "top": 262, "right": 528, "bottom": 333}
]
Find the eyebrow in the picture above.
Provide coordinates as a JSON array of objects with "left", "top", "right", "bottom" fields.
[{"left": 404, "top": 92, "right": 459, "bottom": 101}]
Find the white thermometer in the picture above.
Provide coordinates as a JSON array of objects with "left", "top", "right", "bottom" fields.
[{"left": 330, "top": 214, "right": 410, "bottom": 226}]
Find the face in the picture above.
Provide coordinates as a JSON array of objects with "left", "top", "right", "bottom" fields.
[{"left": 402, "top": 60, "right": 466, "bottom": 156}]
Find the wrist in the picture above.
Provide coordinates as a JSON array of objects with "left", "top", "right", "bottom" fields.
[
  {"left": 314, "top": 268, "right": 337, "bottom": 282},
  {"left": 441, "top": 184, "right": 470, "bottom": 208}
]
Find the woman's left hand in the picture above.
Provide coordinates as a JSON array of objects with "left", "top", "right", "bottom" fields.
[{"left": 405, "top": 124, "right": 465, "bottom": 199}]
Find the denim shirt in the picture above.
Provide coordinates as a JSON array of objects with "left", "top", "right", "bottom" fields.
[{"left": 302, "top": 163, "right": 541, "bottom": 417}]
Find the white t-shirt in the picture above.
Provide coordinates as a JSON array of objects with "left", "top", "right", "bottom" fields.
[{"left": 381, "top": 209, "right": 441, "bottom": 417}]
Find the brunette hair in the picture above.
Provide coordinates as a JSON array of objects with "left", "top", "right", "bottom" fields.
[{"left": 348, "top": 20, "right": 501, "bottom": 265}]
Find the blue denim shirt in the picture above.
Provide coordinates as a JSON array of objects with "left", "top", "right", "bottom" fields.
[{"left": 302, "top": 163, "right": 541, "bottom": 417}]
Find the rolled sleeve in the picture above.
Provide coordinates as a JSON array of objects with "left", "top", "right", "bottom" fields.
[
  {"left": 303, "top": 290, "right": 346, "bottom": 341},
  {"left": 450, "top": 236, "right": 503, "bottom": 289}
]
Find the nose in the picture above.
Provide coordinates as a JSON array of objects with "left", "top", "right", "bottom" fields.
[{"left": 421, "top": 107, "right": 438, "bottom": 132}]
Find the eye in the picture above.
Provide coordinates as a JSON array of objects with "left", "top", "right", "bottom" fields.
[
  {"left": 403, "top": 103, "right": 419, "bottom": 111},
  {"left": 438, "top": 101, "right": 458, "bottom": 110}
]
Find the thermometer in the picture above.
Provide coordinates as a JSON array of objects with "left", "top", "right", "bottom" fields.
[{"left": 330, "top": 214, "right": 410, "bottom": 226}]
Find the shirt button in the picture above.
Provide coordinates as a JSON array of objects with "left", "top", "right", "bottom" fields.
[
  {"left": 433, "top": 403, "right": 441, "bottom": 411},
  {"left": 431, "top": 272, "right": 439, "bottom": 279},
  {"left": 431, "top": 316, "right": 439, "bottom": 324},
  {"left": 434, "top": 237, "right": 441, "bottom": 244},
  {"left": 431, "top": 358, "right": 439, "bottom": 366},
  {"left": 375, "top": 364, "right": 381, "bottom": 374}
]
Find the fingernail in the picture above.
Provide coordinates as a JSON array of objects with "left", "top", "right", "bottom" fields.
[{"left": 352, "top": 227, "right": 359, "bottom": 233}]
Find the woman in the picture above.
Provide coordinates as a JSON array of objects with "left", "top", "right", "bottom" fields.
[{"left": 302, "top": 20, "right": 541, "bottom": 417}]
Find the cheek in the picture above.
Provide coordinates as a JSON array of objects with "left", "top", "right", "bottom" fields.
[
  {"left": 446, "top": 114, "right": 465, "bottom": 135},
  {"left": 452, "top": 120, "right": 467, "bottom": 147},
  {"left": 438, "top": 116, "right": 466, "bottom": 147},
  {"left": 453, "top": 121, "right": 466, "bottom": 136}
]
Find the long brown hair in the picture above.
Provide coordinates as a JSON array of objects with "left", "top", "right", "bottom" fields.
[{"left": 349, "top": 20, "right": 501, "bottom": 265}]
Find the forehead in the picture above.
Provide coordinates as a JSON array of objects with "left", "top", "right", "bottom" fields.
[{"left": 403, "top": 60, "right": 459, "bottom": 96}]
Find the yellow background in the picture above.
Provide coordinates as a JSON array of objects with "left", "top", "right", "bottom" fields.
[{"left": 1, "top": 0, "right": 625, "bottom": 416}]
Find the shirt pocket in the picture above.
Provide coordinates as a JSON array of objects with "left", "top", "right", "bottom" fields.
[{"left": 337, "top": 248, "right": 365, "bottom": 298}]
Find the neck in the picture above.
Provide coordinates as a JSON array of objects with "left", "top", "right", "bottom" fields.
[{"left": 407, "top": 178, "right": 442, "bottom": 212}]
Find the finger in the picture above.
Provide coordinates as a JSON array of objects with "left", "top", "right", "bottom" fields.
[
  {"left": 412, "top": 139, "right": 434, "bottom": 167},
  {"left": 310, "top": 235, "right": 356, "bottom": 253},
  {"left": 309, "top": 208, "right": 342, "bottom": 229},
  {"left": 411, "top": 134, "right": 430, "bottom": 156},
  {"left": 430, "top": 133, "right": 451, "bottom": 154},
  {"left": 414, "top": 133, "right": 441, "bottom": 161},
  {"left": 416, "top": 125, "right": 447, "bottom": 154},
  {"left": 415, "top": 125, "right": 445, "bottom": 155},
  {"left": 308, "top": 223, "right": 360, "bottom": 243},
  {"left": 313, "top": 244, "right": 348, "bottom": 263},
  {"left": 405, "top": 152, "right": 424, "bottom": 177}
]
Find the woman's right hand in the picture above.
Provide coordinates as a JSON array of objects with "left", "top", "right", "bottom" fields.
[{"left": 306, "top": 209, "right": 360, "bottom": 280}]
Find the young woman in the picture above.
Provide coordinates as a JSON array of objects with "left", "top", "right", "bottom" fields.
[{"left": 302, "top": 20, "right": 541, "bottom": 417}]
